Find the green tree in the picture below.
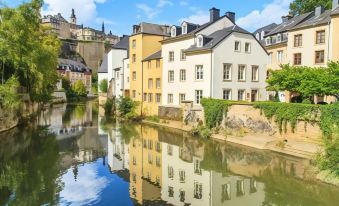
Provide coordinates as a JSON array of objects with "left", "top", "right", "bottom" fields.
[
  {"left": 61, "top": 77, "right": 75, "bottom": 98},
  {"left": 0, "top": 76, "right": 20, "bottom": 109},
  {"left": 290, "top": 0, "right": 332, "bottom": 15},
  {"left": 72, "top": 80, "right": 87, "bottom": 97},
  {"left": 117, "top": 97, "right": 138, "bottom": 119},
  {"left": 99, "top": 79, "right": 108, "bottom": 93},
  {"left": 0, "top": 0, "right": 60, "bottom": 103}
]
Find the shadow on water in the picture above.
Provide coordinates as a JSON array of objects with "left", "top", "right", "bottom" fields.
[{"left": 0, "top": 102, "right": 338, "bottom": 206}]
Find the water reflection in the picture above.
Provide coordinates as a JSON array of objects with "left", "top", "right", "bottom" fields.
[{"left": 0, "top": 102, "right": 338, "bottom": 206}]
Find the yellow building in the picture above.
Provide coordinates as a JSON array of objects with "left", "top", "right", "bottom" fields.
[
  {"left": 129, "top": 23, "right": 169, "bottom": 115},
  {"left": 142, "top": 51, "right": 162, "bottom": 116},
  {"left": 128, "top": 125, "right": 162, "bottom": 204},
  {"left": 331, "top": 5, "right": 339, "bottom": 60}
]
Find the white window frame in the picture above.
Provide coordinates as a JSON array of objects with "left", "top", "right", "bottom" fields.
[
  {"left": 238, "top": 65, "right": 246, "bottom": 81},
  {"left": 195, "top": 90, "right": 203, "bottom": 104},
  {"left": 156, "top": 78, "right": 161, "bottom": 89},
  {"left": 223, "top": 64, "right": 232, "bottom": 81},
  {"left": 195, "top": 65, "right": 203, "bottom": 80},
  {"left": 238, "top": 90, "right": 245, "bottom": 101},
  {"left": 179, "top": 93, "right": 186, "bottom": 103},
  {"left": 169, "top": 51, "right": 174, "bottom": 62},
  {"left": 277, "top": 50, "right": 283, "bottom": 63},
  {"left": 168, "top": 70, "right": 174, "bottom": 82},
  {"left": 223, "top": 89, "right": 231, "bottom": 100},
  {"left": 245, "top": 42, "right": 251, "bottom": 53},
  {"left": 180, "top": 69, "right": 186, "bottom": 81},
  {"left": 235, "top": 41, "right": 241, "bottom": 52},
  {"left": 168, "top": 94, "right": 173, "bottom": 104},
  {"left": 251, "top": 66, "right": 259, "bottom": 82}
]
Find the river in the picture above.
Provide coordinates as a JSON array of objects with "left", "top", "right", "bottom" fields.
[{"left": 0, "top": 101, "right": 338, "bottom": 206}]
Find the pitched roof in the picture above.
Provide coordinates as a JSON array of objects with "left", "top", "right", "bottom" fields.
[
  {"left": 133, "top": 22, "right": 170, "bottom": 36},
  {"left": 143, "top": 50, "right": 162, "bottom": 61},
  {"left": 58, "top": 58, "right": 91, "bottom": 73},
  {"left": 185, "top": 25, "right": 250, "bottom": 53},
  {"left": 112, "top": 35, "right": 129, "bottom": 50},
  {"left": 98, "top": 56, "right": 108, "bottom": 73},
  {"left": 253, "top": 23, "right": 278, "bottom": 35},
  {"left": 265, "top": 12, "right": 312, "bottom": 36},
  {"left": 290, "top": 10, "right": 331, "bottom": 30},
  {"left": 332, "top": 6, "right": 339, "bottom": 15}
]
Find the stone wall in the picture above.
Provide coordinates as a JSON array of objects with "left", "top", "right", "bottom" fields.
[
  {"left": 158, "top": 106, "right": 183, "bottom": 121},
  {"left": 225, "top": 104, "right": 322, "bottom": 141},
  {"left": 77, "top": 41, "right": 105, "bottom": 73}
]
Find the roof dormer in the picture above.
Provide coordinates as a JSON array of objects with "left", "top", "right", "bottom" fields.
[
  {"left": 196, "top": 34, "right": 204, "bottom": 47},
  {"left": 171, "top": 26, "right": 176, "bottom": 37},
  {"left": 181, "top": 22, "right": 187, "bottom": 35}
]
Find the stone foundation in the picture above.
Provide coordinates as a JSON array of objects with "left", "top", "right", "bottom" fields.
[{"left": 158, "top": 106, "right": 183, "bottom": 121}]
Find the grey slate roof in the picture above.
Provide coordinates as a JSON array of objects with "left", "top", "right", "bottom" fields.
[
  {"left": 332, "top": 6, "right": 339, "bottom": 15},
  {"left": 185, "top": 25, "right": 250, "bottom": 53},
  {"left": 134, "top": 22, "right": 170, "bottom": 36},
  {"left": 112, "top": 35, "right": 129, "bottom": 50},
  {"left": 143, "top": 50, "right": 162, "bottom": 61},
  {"left": 290, "top": 10, "right": 331, "bottom": 30},
  {"left": 58, "top": 58, "right": 91, "bottom": 73},
  {"left": 253, "top": 23, "right": 278, "bottom": 35},
  {"left": 265, "top": 12, "right": 312, "bottom": 36},
  {"left": 98, "top": 56, "right": 108, "bottom": 73}
]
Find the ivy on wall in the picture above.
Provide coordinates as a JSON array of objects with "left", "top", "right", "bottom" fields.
[{"left": 201, "top": 98, "right": 231, "bottom": 129}]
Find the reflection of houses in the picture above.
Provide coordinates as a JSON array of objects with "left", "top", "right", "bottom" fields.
[{"left": 128, "top": 125, "right": 162, "bottom": 204}]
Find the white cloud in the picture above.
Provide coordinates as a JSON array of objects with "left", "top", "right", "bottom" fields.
[
  {"left": 179, "top": 10, "right": 209, "bottom": 24},
  {"left": 136, "top": 4, "right": 160, "bottom": 20},
  {"left": 42, "top": 0, "right": 107, "bottom": 26},
  {"left": 59, "top": 164, "right": 110, "bottom": 206},
  {"left": 157, "top": 0, "right": 173, "bottom": 8},
  {"left": 236, "top": 0, "right": 293, "bottom": 32}
]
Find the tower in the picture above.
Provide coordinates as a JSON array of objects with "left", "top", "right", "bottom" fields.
[
  {"left": 70, "top": 8, "right": 76, "bottom": 25},
  {"left": 102, "top": 21, "right": 105, "bottom": 34}
]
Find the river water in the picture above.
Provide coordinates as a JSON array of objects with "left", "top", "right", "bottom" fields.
[{"left": 0, "top": 101, "right": 338, "bottom": 206}]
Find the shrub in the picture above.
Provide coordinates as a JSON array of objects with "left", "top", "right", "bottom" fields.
[
  {"left": 73, "top": 80, "right": 87, "bottom": 97},
  {"left": 146, "top": 115, "right": 160, "bottom": 123},
  {"left": 104, "top": 98, "right": 114, "bottom": 116},
  {"left": 117, "top": 97, "right": 139, "bottom": 120},
  {"left": 201, "top": 98, "right": 230, "bottom": 129},
  {"left": 302, "top": 98, "right": 313, "bottom": 104},
  {"left": 190, "top": 126, "right": 212, "bottom": 139},
  {"left": 99, "top": 79, "right": 108, "bottom": 93}
]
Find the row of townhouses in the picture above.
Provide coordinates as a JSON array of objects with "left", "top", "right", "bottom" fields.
[
  {"left": 41, "top": 9, "right": 120, "bottom": 44},
  {"left": 99, "top": 1, "right": 339, "bottom": 116}
]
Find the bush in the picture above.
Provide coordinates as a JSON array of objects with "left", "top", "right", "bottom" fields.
[
  {"left": 302, "top": 98, "right": 313, "bottom": 104},
  {"left": 117, "top": 97, "right": 139, "bottom": 120},
  {"left": 201, "top": 98, "right": 230, "bottom": 129},
  {"left": 99, "top": 79, "right": 108, "bottom": 93},
  {"left": 146, "top": 115, "right": 160, "bottom": 123},
  {"left": 73, "top": 80, "right": 87, "bottom": 97},
  {"left": 191, "top": 126, "right": 212, "bottom": 139},
  {"left": 0, "top": 77, "right": 20, "bottom": 110},
  {"left": 104, "top": 98, "right": 114, "bottom": 116}
]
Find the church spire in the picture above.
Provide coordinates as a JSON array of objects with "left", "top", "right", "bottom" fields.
[{"left": 102, "top": 21, "right": 105, "bottom": 34}]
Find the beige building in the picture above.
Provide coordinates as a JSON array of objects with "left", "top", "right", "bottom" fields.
[
  {"left": 57, "top": 58, "right": 92, "bottom": 93},
  {"left": 41, "top": 13, "right": 73, "bottom": 39}
]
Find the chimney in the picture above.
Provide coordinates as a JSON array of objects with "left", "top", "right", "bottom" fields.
[
  {"left": 133, "top": 25, "right": 139, "bottom": 34},
  {"left": 315, "top": 6, "right": 325, "bottom": 17},
  {"left": 333, "top": 0, "right": 339, "bottom": 10},
  {"left": 225, "top": 12, "right": 235, "bottom": 23},
  {"left": 210, "top": 7, "right": 220, "bottom": 22},
  {"left": 281, "top": 13, "right": 293, "bottom": 22}
]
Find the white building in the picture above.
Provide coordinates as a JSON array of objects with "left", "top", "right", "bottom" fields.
[
  {"left": 161, "top": 8, "right": 268, "bottom": 107},
  {"left": 122, "top": 58, "right": 130, "bottom": 97},
  {"left": 98, "top": 35, "right": 129, "bottom": 97}
]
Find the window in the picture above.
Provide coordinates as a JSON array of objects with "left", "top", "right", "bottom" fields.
[
  {"left": 180, "top": 50, "right": 186, "bottom": 61},
  {"left": 179, "top": 170, "right": 185, "bottom": 183},
  {"left": 180, "top": 69, "right": 186, "bottom": 81},
  {"left": 294, "top": 34, "right": 302, "bottom": 47},
  {"left": 316, "top": 30, "right": 325, "bottom": 44},
  {"left": 156, "top": 93, "right": 161, "bottom": 103},
  {"left": 251, "top": 66, "right": 259, "bottom": 81},
  {"left": 168, "top": 71, "right": 174, "bottom": 82},
  {"left": 148, "top": 152, "right": 153, "bottom": 164},
  {"left": 194, "top": 181, "right": 203, "bottom": 199},
  {"left": 168, "top": 186, "right": 174, "bottom": 197},
  {"left": 132, "top": 54, "right": 136, "bottom": 63},
  {"left": 168, "top": 94, "right": 173, "bottom": 104},
  {"left": 132, "top": 40, "right": 136, "bottom": 49},
  {"left": 315, "top": 50, "right": 325, "bottom": 64},
  {"left": 238, "top": 90, "right": 245, "bottom": 101},
  {"left": 223, "top": 64, "right": 232, "bottom": 81},
  {"left": 197, "top": 37, "right": 203, "bottom": 47},
  {"left": 132, "top": 71, "right": 136, "bottom": 80},
  {"left": 293, "top": 53, "right": 302, "bottom": 65},
  {"left": 132, "top": 90, "right": 136, "bottom": 98},
  {"left": 167, "top": 145, "right": 173, "bottom": 155},
  {"left": 168, "top": 166, "right": 174, "bottom": 178},
  {"left": 266, "top": 37, "right": 271, "bottom": 45},
  {"left": 277, "top": 34, "right": 281, "bottom": 42},
  {"left": 148, "top": 78, "right": 153, "bottom": 89},
  {"left": 195, "top": 65, "right": 203, "bottom": 80},
  {"left": 143, "top": 93, "right": 147, "bottom": 101},
  {"left": 194, "top": 159, "right": 201, "bottom": 174},
  {"left": 156, "top": 156, "right": 161, "bottom": 167},
  {"left": 179, "top": 94, "right": 186, "bottom": 103},
  {"left": 238, "top": 65, "right": 246, "bottom": 81},
  {"left": 179, "top": 190, "right": 185, "bottom": 202},
  {"left": 182, "top": 24, "right": 187, "bottom": 34},
  {"left": 277, "top": 50, "right": 283, "bottom": 63},
  {"left": 223, "top": 89, "right": 231, "bottom": 100},
  {"left": 235, "top": 41, "right": 241, "bottom": 52},
  {"left": 268, "top": 53, "right": 272, "bottom": 64},
  {"left": 169, "top": 51, "right": 174, "bottom": 62},
  {"left": 256, "top": 33, "right": 260, "bottom": 40},
  {"left": 171, "top": 27, "right": 176, "bottom": 37},
  {"left": 156, "top": 59, "right": 160, "bottom": 68},
  {"left": 156, "top": 78, "right": 161, "bottom": 89},
  {"left": 195, "top": 90, "right": 203, "bottom": 104},
  {"left": 245, "top": 42, "right": 251, "bottom": 53},
  {"left": 148, "top": 93, "right": 153, "bottom": 102},
  {"left": 236, "top": 180, "right": 245, "bottom": 197},
  {"left": 147, "top": 61, "right": 151, "bottom": 69},
  {"left": 221, "top": 184, "right": 231, "bottom": 202}
]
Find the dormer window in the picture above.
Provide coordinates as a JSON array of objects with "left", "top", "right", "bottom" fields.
[
  {"left": 197, "top": 35, "right": 203, "bottom": 47},
  {"left": 266, "top": 37, "right": 271, "bottom": 45},
  {"left": 277, "top": 34, "right": 281, "bottom": 43},
  {"left": 182, "top": 22, "right": 187, "bottom": 34},
  {"left": 256, "top": 33, "right": 260, "bottom": 40},
  {"left": 261, "top": 31, "right": 265, "bottom": 40},
  {"left": 171, "top": 26, "right": 176, "bottom": 37}
]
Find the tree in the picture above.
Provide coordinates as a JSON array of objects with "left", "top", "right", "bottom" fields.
[
  {"left": 72, "top": 80, "right": 87, "bottom": 97},
  {"left": 61, "top": 77, "right": 75, "bottom": 98},
  {"left": 99, "top": 79, "right": 108, "bottom": 93},
  {"left": 290, "top": 0, "right": 332, "bottom": 15},
  {"left": 117, "top": 97, "right": 138, "bottom": 117}
]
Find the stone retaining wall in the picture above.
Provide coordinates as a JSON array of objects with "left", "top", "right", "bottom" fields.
[{"left": 158, "top": 106, "right": 183, "bottom": 121}]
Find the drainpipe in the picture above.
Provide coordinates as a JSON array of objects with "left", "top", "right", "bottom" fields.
[
  {"left": 327, "top": 21, "right": 331, "bottom": 62},
  {"left": 210, "top": 51, "right": 213, "bottom": 98},
  {"left": 141, "top": 58, "right": 144, "bottom": 116}
]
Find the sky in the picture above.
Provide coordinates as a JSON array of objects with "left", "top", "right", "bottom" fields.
[{"left": 1, "top": 0, "right": 293, "bottom": 35}]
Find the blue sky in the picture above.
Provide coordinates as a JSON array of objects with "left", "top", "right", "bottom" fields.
[{"left": 2, "top": 0, "right": 293, "bottom": 35}]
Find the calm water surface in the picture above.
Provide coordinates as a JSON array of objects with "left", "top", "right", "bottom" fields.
[{"left": 0, "top": 102, "right": 338, "bottom": 206}]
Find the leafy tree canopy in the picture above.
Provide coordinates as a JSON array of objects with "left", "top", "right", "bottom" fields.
[
  {"left": 72, "top": 80, "right": 87, "bottom": 97},
  {"left": 289, "top": 0, "right": 332, "bottom": 15},
  {"left": 99, "top": 79, "right": 108, "bottom": 93}
]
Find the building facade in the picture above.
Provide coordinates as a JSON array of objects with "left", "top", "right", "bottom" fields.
[
  {"left": 162, "top": 8, "right": 268, "bottom": 108},
  {"left": 129, "top": 23, "right": 169, "bottom": 114}
]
